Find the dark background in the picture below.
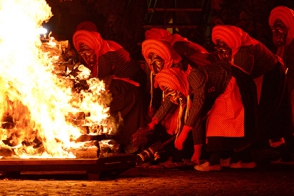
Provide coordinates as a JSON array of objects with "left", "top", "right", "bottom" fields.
[{"left": 44, "top": 0, "right": 294, "bottom": 59}]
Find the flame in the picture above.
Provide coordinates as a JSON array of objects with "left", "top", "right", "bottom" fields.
[{"left": 0, "top": 0, "right": 112, "bottom": 158}]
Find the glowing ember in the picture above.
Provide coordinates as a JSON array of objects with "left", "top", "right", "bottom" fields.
[{"left": 0, "top": 0, "right": 113, "bottom": 158}]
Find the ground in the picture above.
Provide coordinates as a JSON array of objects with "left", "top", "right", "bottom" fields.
[{"left": 0, "top": 159, "right": 294, "bottom": 196}]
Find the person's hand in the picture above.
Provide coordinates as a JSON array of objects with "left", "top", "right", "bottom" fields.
[
  {"left": 147, "top": 117, "right": 158, "bottom": 130},
  {"left": 131, "top": 126, "right": 151, "bottom": 148},
  {"left": 174, "top": 125, "right": 192, "bottom": 150},
  {"left": 131, "top": 117, "right": 159, "bottom": 148},
  {"left": 191, "top": 144, "right": 202, "bottom": 165}
]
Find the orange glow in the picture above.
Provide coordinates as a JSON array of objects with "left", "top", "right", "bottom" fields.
[{"left": 0, "top": 0, "right": 112, "bottom": 158}]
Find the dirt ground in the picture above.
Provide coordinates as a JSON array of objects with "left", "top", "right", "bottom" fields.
[{"left": 0, "top": 158, "right": 294, "bottom": 196}]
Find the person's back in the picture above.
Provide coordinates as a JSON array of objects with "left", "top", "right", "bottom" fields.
[
  {"left": 73, "top": 29, "right": 148, "bottom": 154},
  {"left": 98, "top": 47, "right": 141, "bottom": 79},
  {"left": 234, "top": 43, "right": 278, "bottom": 79}
]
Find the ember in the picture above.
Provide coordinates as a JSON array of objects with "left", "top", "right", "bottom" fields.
[{"left": 0, "top": 0, "right": 115, "bottom": 158}]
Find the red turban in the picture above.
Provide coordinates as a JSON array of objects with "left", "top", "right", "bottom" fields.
[
  {"left": 73, "top": 30, "right": 119, "bottom": 57},
  {"left": 212, "top": 25, "right": 258, "bottom": 56},
  {"left": 154, "top": 67, "right": 190, "bottom": 97},
  {"left": 75, "top": 21, "right": 98, "bottom": 32},
  {"left": 73, "top": 30, "right": 127, "bottom": 76},
  {"left": 154, "top": 67, "right": 190, "bottom": 135},
  {"left": 142, "top": 39, "right": 182, "bottom": 69},
  {"left": 73, "top": 30, "right": 104, "bottom": 76},
  {"left": 269, "top": 6, "right": 294, "bottom": 45},
  {"left": 145, "top": 28, "right": 173, "bottom": 42},
  {"left": 73, "top": 30, "right": 103, "bottom": 56}
]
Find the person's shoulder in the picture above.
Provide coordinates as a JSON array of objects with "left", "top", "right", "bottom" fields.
[
  {"left": 235, "top": 45, "right": 256, "bottom": 57},
  {"left": 238, "top": 45, "right": 253, "bottom": 52},
  {"left": 188, "top": 66, "right": 206, "bottom": 80}
]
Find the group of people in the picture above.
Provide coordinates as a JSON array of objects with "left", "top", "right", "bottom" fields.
[{"left": 69, "top": 5, "right": 294, "bottom": 171}]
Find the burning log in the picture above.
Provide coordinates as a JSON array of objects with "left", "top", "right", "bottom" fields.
[
  {"left": 71, "top": 140, "right": 99, "bottom": 159},
  {"left": 0, "top": 147, "right": 14, "bottom": 157},
  {"left": 98, "top": 139, "right": 120, "bottom": 158},
  {"left": 74, "top": 147, "right": 99, "bottom": 159}
]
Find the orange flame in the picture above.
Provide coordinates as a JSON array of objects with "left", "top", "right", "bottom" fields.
[{"left": 0, "top": 0, "right": 111, "bottom": 158}]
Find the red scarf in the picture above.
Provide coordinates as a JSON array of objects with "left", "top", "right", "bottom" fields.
[
  {"left": 142, "top": 39, "right": 182, "bottom": 69},
  {"left": 145, "top": 28, "right": 173, "bottom": 42}
]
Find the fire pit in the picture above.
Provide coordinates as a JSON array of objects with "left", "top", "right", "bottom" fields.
[
  {"left": 0, "top": 134, "right": 137, "bottom": 180},
  {"left": 0, "top": 0, "right": 138, "bottom": 180},
  {"left": 0, "top": 154, "right": 136, "bottom": 180}
]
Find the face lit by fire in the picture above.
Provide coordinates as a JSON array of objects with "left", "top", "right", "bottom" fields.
[
  {"left": 147, "top": 53, "right": 164, "bottom": 75},
  {"left": 162, "top": 86, "right": 186, "bottom": 105},
  {"left": 271, "top": 19, "right": 288, "bottom": 47},
  {"left": 215, "top": 39, "right": 232, "bottom": 62},
  {"left": 79, "top": 43, "right": 97, "bottom": 68}
]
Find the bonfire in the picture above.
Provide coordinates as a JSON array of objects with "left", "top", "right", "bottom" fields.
[{"left": 0, "top": 0, "right": 116, "bottom": 159}]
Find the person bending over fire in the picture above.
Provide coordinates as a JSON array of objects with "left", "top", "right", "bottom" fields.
[
  {"left": 143, "top": 28, "right": 213, "bottom": 118},
  {"left": 72, "top": 30, "right": 148, "bottom": 154},
  {"left": 132, "top": 38, "right": 192, "bottom": 163},
  {"left": 144, "top": 27, "right": 211, "bottom": 67},
  {"left": 132, "top": 37, "right": 258, "bottom": 170},
  {"left": 212, "top": 24, "right": 294, "bottom": 163}
]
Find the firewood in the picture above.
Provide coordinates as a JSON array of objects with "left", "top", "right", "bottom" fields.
[{"left": 73, "top": 146, "right": 99, "bottom": 159}]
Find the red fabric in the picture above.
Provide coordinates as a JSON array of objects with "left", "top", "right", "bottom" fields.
[
  {"left": 148, "top": 116, "right": 159, "bottom": 130},
  {"left": 171, "top": 34, "right": 210, "bottom": 66},
  {"left": 191, "top": 144, "right": 202, "bottom": 164},
  {"left": 73, "top": 30, "right": 122, "bottom": 77},
  {"left": 101, "top": 40, "right": 123, "bottom": 56},
  {"left": 145, "top": 28, "right": 173, "bottom": 42},
  {"left": 112, "top": 76, "right": 139, "bottom": 87},
  {"left": 211, "top": 25, "right": 259, "bottom": 57},
  {"left": 269, "top": 6, "right": 294, "bottom": 45},
  {"left": 161, "top": 106, "right": 181, "bottom": 135},
  {"left": 73, "top": 30, "right": 103, "bottom": 55},
  {"left": 75, "top": 21, "right": 98, "bottom": 32},
  {"left": 154, "top": 67, "right": 191, "bottom": 135},
  {"left": 105, "top": 40, "right": 123, "bottom": 51},
  {"left": 171, "top": 34, "right": 208, "bottom": 54},
  {"left": 142, "top": 39, "right": 182, "bottom": 69},
  {"left": 174, "top": 125, "right": 192, "bottom": 150},
  {"left": 73, "top": 30, "right": 102, "bottom": 76},
  {"left": 171, "top": 33, "right": 188, "bottom": 43},
  {"left": 206, "top": 77, "right": 245, "bottom": 137}
]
